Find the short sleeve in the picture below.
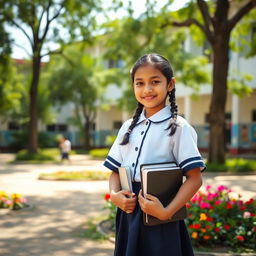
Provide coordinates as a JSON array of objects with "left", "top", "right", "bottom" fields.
[
  {"left": 172, "top": 124, "right": 206, "bottom": 173},
  {"left": 103, "top": 122, "right": 127, "bottom": 173}
]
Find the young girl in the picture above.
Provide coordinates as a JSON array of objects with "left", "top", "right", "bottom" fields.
[{"left": 103, "top": 53, "right": 205, "bottom": 256}]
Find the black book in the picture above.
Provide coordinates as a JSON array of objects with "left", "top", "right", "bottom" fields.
[{"left": 140, "top": 162, "right": 187, "bottom": 226}]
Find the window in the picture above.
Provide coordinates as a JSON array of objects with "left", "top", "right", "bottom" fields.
[
  {"left": 252, "top": 110, "right": 256, "bottom": 122},
  {"left": 107, "top": 58, "right": 124, "bottom": 69},
  {"left": 113, "top": 121, "right": 122, "bottom": 129},
  {"left": 47, "top": 124, "right": 68, "bottom": 132},
  {"left": 8, "top": 122, "right": 22, "bottom": 131}
]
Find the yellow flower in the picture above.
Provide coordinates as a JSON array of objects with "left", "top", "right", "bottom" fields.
[
  {"left": 12, "top": 193, "right": 22, "bottom": 199},
  {"left": 192, "top": 232, "right": 198, "bottom": 239},
  {"left": 200, "top": 213, "right": 207, "bottom": 221}
]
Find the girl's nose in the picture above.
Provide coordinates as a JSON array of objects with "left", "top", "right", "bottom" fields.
[{"left": 145, "top": 84, "right": 153, "bottom": 92}]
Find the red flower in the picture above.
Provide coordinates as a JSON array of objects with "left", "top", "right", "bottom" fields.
[
  {"left": 206, "top": 217, "right": 213, "bottom": 222},
  {"left": 253, "top": 226, "right": 256, "bottom": 232},
  {"left": 236, "top": 235, "right": 245, "bottom": 242},
  {"left": 245, "top": 198, "right": 254, "bottom": 205},
  {"left": 226, "top": 202, "right": 232, "bottom": 209},
  {"left": 214, "top": 227, "right": 221, "bottom": 232},
  {"left": 224, "top": 225, "right": 230, "bottom": 230},
  {"left": 206, "top": 225, "right": 211, "bottom": 230},
  {"left": 240, "top": 206, "right": 246, "bottom": 211},
  {"left": 186, "top": 203, "right": 191, "bottom": 208},
  {"left": 194, "top": 223, "right": 201, "bottom": 229},
  {"left": 104, "top": 193, "right": 111, "bottom": 201}
]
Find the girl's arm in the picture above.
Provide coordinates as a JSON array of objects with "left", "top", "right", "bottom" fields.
[
  {"left": 109, "top": 172, "right": 137, "bottom": 213},
  {"left": 138, "top": 168, "right": 202, "bottom": 220}
]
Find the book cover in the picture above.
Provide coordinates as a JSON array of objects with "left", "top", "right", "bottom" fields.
[
  {"left": 140, "top": 162, "right": 187, "bottom": 226},
  {"left": 118, "top": 166, "right": 133, "bottom": 192}
]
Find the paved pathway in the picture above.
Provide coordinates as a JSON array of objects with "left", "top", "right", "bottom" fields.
[{"left": 0, "top": 154, "right": 255, "bottom": 256}]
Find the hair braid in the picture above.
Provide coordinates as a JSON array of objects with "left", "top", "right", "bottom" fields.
[
  {"left": 167, "top": 88, "right": 178, "bottom": 136},
  {"left": 120, "top": 102, "right": 144, "bottom": 145}
]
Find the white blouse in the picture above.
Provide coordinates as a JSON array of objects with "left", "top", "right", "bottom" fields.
[{"left": 104, "top": 106, "right": 205, "bottom": 182}]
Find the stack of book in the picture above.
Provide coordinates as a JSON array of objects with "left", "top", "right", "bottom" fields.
[{"left": 118, "top": 162, "right": 187, "bottom": 226}]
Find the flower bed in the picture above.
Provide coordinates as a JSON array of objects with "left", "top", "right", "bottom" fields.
[
  {"left": 103, "top": 185, "right": 256, "bottom": 252},
  {"left": 0, "top": 191, "right": 29, "bottom": 210},
  {"left": 187, "top": 185, "right": 256, "bottom": 252}
]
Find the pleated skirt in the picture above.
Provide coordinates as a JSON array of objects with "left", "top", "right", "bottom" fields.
[{"left": 113, "top": 182, "right": 194, "bottom": 256}]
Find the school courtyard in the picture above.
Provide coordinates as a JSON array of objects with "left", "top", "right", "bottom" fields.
[{"left": 0, "top": 153, "right": 255, "bottom": 256}]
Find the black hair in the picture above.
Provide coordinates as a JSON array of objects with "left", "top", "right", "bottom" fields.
[{"left": 120, "top": 53, "right": 178, "bottom": 145}]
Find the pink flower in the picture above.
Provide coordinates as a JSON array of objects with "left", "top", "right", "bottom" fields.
[
  {"left": 200, "top": 201, "right": 212, "bottom": 209},
  {"left": 217, "top": 185, "right": 227, "bottom": 192},
  {"left": 214, "top": 200, "right": 222, "bottom": 206},
  {"left": 205, "top": 185, "right": 212, "bottom": 191},
  {"left": 243, "top": 211, "right": 251, "bottom": 218}
]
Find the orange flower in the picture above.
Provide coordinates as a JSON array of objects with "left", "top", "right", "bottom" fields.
[
  {"left": 201, "top": 228, "right": 207, "bottom": 233},
  {"left": 192, "top": 232, "right": 198, "bottom": 239},
  {"left": 203, "top": 235, "right": 211, "bottom": 240},
  {"left": 200, "top": 213, "right": 207, "bottom": 221}
]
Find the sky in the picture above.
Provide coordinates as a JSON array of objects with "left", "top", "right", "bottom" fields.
[{"left": 10, "top": 0, "right": 190, "bottom": 60}]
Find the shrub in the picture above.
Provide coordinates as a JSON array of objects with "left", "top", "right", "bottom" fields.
[
  {"left": 186, "top": 185, "right": 256, "bottom": 252},
  {"left": 103, "top": 186, "right": 256, "bottom": 252},
  {"left": 206, "top": 158, "right": 256, "bottom": 172},
  {"left": 15, "top": 148, "right": 58, "bottom": 161},
  {"left": 89, "top": 148, "right": 109, "bottom": 159}
]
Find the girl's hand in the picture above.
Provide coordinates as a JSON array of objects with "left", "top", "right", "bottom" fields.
[
  {"left": 138, "top": 190, "right": 170, "bottom": 221},
  {"left": 110, "top": 190, "right": 137, "bottom": 214}
]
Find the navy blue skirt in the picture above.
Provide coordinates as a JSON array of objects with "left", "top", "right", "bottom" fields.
[{"left": 114, "top": 182, "right": 194, "bottom": 256}]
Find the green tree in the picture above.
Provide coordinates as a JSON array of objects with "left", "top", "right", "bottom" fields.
[
  {"left": 0, "top": 25, "right": 23, "bottom": 119},
  {"left": 48, "top": 47, "right": 104, "bottom": 150},
  {"left": 102, "top": 6, "right": 210, "bottom": 113},
  {"left": 160, "top": 0, "right": 256, "bottom": 163},
  {"left": 0, "top": 0, "right": 100, "bottom": 153}
]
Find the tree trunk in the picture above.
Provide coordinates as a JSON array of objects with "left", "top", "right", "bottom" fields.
[
  {"left": 84, "top": 118, "right": 91, "bottom": 150},
  {"left": 208, "top": 33, "right": 230, "bottom": 163},
  {"left": 28, "top": 54, "right": 41, "bottom": 153}
]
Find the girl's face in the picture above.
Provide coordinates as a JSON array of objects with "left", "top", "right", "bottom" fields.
[{"left": 133, "top": 64, "right": 174, "bottom": 117}]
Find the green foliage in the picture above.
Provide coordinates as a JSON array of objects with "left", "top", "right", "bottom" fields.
[
  {"left": 89, "top": 148, "right": 109, "bottom": 159},
  {"left": 228, "top": 73, "right": 253, "bottom": 97},
  {"left": 105, "top": 135, "right": 117, "bottom": 146},
  {"left": 15, "top": 148, "right": 59, "bottom": 161},
  {"left": 206, "top": 158, "right": 256, "bottom": 173},
  {"left": 10, "top": 131, "right": 60, "bottom": 149}
]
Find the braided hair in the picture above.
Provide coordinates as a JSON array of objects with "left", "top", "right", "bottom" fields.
[{"left": 120, "top": 53, "right": 178, "bottom": 145}]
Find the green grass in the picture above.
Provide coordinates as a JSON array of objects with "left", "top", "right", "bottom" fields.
[
  {"left": 206, "top": 158, "right": 256, "bottom": 172},
  {"left": 89, "top": 148, "right": 109, "bottom": 159},
  {"left": 38, "top": 170, "right": 110, "bottom": 181},
  {"left": 75, "top": 218, "right": 107, "bottom": 241}
]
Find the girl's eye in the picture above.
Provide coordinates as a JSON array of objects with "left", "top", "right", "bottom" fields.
[
  {"left": 135, "top": 82, "right": 144, "bottom": 86},
  {"left": 152, "top": 80, "right": 160, "bottom": 85}
]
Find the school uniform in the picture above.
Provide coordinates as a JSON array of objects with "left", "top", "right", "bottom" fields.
[{"left": 104, "top": 106, "right": 206, "bottom": 256}]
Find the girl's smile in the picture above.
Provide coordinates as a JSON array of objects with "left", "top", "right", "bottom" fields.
[{"left": 133, "top": 65, "right": 174, "bottom": 117}]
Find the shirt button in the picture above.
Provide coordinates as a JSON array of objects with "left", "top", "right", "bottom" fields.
[
  {"left": 145, "top": 121, "right": 149, "bottom": 125},
  {"left": 141, "top": 131, "right": 144, "bottom": 135},
  {"left": 132, "top": 163, "right": 135, "bottom": 167},
  {"left": 135, "top": 147, "right": 138, "bottom": 151}
]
